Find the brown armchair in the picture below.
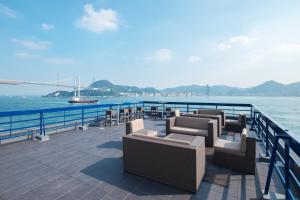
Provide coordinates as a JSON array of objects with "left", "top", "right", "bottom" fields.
[{"left": 225, "top": 114, "right": 246, "bottom": 133}]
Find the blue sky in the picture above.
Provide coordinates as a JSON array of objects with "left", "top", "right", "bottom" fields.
[{"left": 1, "top": 0, "right": 300, "bottom": 95}]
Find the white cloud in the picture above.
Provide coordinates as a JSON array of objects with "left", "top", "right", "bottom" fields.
[
  {"left": 242, "top": 43, "right": 300, "bottom": 67},
  {"left": 15, "top": 52, "right": 76, "bottom": 65},
  {"left": 12, "top": 38, "right": 52, "bottom": 50},
  {"left": 218, "top": 36, "right": 252, "bottom": 50},
  {"left": 0, "top": 4, "right": 17, "bottom": 18},
  {"left": 187, "top": 56, "right": 201, "bottom": 64},
  {"left": 41, "top": 23, "right": 55, "bottom": 31},
  {"left": 147, "top": 48, "right": 173, "bottom": 62},
  {"left": 75, "top": 4, "right": 119, "bottom": 33}
]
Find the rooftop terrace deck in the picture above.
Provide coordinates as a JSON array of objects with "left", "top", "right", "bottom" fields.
[{"left": 0, "top": 119, "right": 286, "bottom": 200}]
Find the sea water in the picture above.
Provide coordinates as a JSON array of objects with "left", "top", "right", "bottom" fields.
[{"left": 0, "top": 96, "right": 299, "bottom": 141}]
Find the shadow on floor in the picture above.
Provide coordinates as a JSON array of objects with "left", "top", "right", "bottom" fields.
[
  {"left": 97, "top": 141, "right": 122, "bottom": 150},
  {"left": 81, "top": 157, "right": 190, "bottom": 196}
]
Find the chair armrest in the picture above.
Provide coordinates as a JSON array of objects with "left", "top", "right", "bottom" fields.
[
  {"left": 166, "top": 117, "right": 176, "bottom": 135},
  {"left": 222, "top": 111, "right": 226, "bottom": 126},
  {"left": 246, "top": 136, "right": 256, "bottom": 160},
  {"left": 207, "top": 120, "right": 218, "bottom": 147},
  {"left": 126, "top": 122, "right": 132, "bottom": 135}
]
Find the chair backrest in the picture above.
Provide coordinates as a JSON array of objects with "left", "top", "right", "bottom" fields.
[
  {"left": 175, "top": 116, "right": 210, "bottom": 129},
  {"left": 128, "top": 119, "right": 144, "bottom": 133},
  {"left": 106, "top": 110, "right": 117, "bottom": 118},
  {"left": 166, "top": 107, "right": 172, "bottom": 112},
  {"left": 196, "top": 109, "right": 222, "bottom": 115},
  {"left": 238, "top": 114, "right": 247, "bottom": 128}
]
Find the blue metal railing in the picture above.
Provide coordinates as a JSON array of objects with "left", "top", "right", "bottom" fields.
[
  {"left": 0, "top": 102, "right": 142, "bottom": 140},
  {"left": 0, "top": 100, "right": 299, "bottom": 199},
  {"left": 252, "top": 107, "right": 300, "bottom": 199}
]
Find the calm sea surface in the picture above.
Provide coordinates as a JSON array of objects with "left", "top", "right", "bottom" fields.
[{"left": 0, "top": 96, "right": 299, "bottom": 141}]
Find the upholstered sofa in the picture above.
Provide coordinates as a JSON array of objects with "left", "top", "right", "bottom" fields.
[
  {"left": 182, "top": 113, "right": 222, "bottom": 136},
  {"left": 123, "top": 133, "right": 205, "bottom": 192},
  {"left": 225, "top": 114, "right": 247, "bottom": 133},
  {"left": 125, "top": 119, "right": 157, "bottom": 136},
  {"left": 166, "top": 116, "right": 218, "bottom": 147},
  {"left": 194, "top": 109, "right": 226, "bottom": 127},
  {"left": 214, "top": 128, "right": 256, "bottom": 174}
]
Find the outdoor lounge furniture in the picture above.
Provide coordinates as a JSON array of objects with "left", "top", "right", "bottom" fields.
[
  {"left": 125, "top": 119, "right": 157, "bottom": 136},
  {"left": 105, "top": 110, "right": 118, "bottom": 127},
  {"left": 165, "top": 107, "right": 174, "bottom": 118},
  {"left": 119, "top": 108, "right": 130, "bottom": 123},
  {"left": 166, "top": 116, "right": 218, "bottom": 147},
  {"left": 128, "top": 108, "right": 136, "bottom": 120},
  {"left": 194, "top": 109, "right": 226, "bottom": 127},
  {"left": 136, "top": 107, "right": 144, "bottom": 119},
  {"left": 123, "top": 133, "right": 205, "bottom": 192},
  {"left": 182, "top": 113, "right": 222, "bottom": 136},
  {"left": 214, "top": 128, "right": 256, "bottom": 174},
  {"left": 225, "top": 114, "right": 246, "bottom": 133},
  {"left": 150, "top": 106, "right": 159, "bottom": 119}
]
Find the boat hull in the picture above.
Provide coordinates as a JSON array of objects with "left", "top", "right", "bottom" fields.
[{"left": 68, "top": 99, "right": 99, "bottom": 104}]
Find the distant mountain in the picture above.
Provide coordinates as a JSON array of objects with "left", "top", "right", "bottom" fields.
[
  {"left": 44, "top": 80, "right": 160, "bottom": 97},
  {"left": 44, "top": 80, "right": 300, "bottom": 97}
]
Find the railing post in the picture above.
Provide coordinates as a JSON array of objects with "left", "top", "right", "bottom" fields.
[
  {"left": 250, "top": 110, "right": 256, "bottom": 131},
  {"left": 187, "top": 104, "right": 189, "bottom": 113},
  {"left": 96, "top": 108, "right": 99, "bottom": 121},
  {"left": 40, "top": 112, "right": 44, "bottom": 136},
  {"left": 63, "top": 111, "right": 66, "bottom": 126},
  {"left": 284, "top": 140, "right": 290, "bottom": 198},
  {"left": 81, "top": 109, "right": 84, "bottom": 126},
  {"left": 117, "top": 104, "right": 120, "bottom": 125},
  {"left": 264, "top": 136, "right": 279, "bottom": 195},
  {"left": 9, "top": 116, "right": 12, "bottom": 135},
  {"left": 265, "top": 119, "right": 269, "bottom": 156},
  {"left": 161, "top": 103, "right": 164, "bottom": 118}
]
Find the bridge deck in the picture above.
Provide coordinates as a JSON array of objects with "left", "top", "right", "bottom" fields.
[{"left": 0, "top": 119, "right": 284, "bottom": 200}]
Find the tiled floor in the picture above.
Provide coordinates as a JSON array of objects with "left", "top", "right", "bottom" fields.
[{"left": 0, "top": 120, "right": 285, "bottom": 200}]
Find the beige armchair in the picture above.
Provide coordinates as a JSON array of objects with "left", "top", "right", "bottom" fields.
[
  {"left": 166, "top": 116, "right": 218, "bottom": 147},
  {"left": 214, "top": 128, "right": 256, "bottom": 174},
  {"left": 194, "top": 109, "right": 226, "bottom": 127},
  {"left": 182, "top": 113, "right": 222, "bottom": 136}
]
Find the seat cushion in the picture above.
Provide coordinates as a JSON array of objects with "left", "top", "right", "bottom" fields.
[
  {"left": 166, "top": 133, "right": 204, "bottom": 147},
  {"left": 170, "top": 126, "right": 208, "bottom": 136},
  {"left": 214, "top": 139, "right": 245, "bottom": 157},
  {"left": 240, "top": 128, "right": 248, "bottom": 152}
]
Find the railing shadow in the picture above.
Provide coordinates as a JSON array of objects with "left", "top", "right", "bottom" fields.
[
  {"left": 81, "top": 157, "right": 190, "bottom": 196},
  {"left": 97, "top": 141, "right": 122, "bottom": 151}
]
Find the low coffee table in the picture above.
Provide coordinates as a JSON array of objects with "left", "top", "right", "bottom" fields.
[
  {"left": 166, "top": 133, "right": 205, "bottom": 146},
  {"left": 133, "top": 129, "right": 158, "bottom": 137}
]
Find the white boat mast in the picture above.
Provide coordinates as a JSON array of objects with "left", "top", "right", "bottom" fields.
[{"left": 77, "top": 76, "right": 81, "bottom": 98}]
